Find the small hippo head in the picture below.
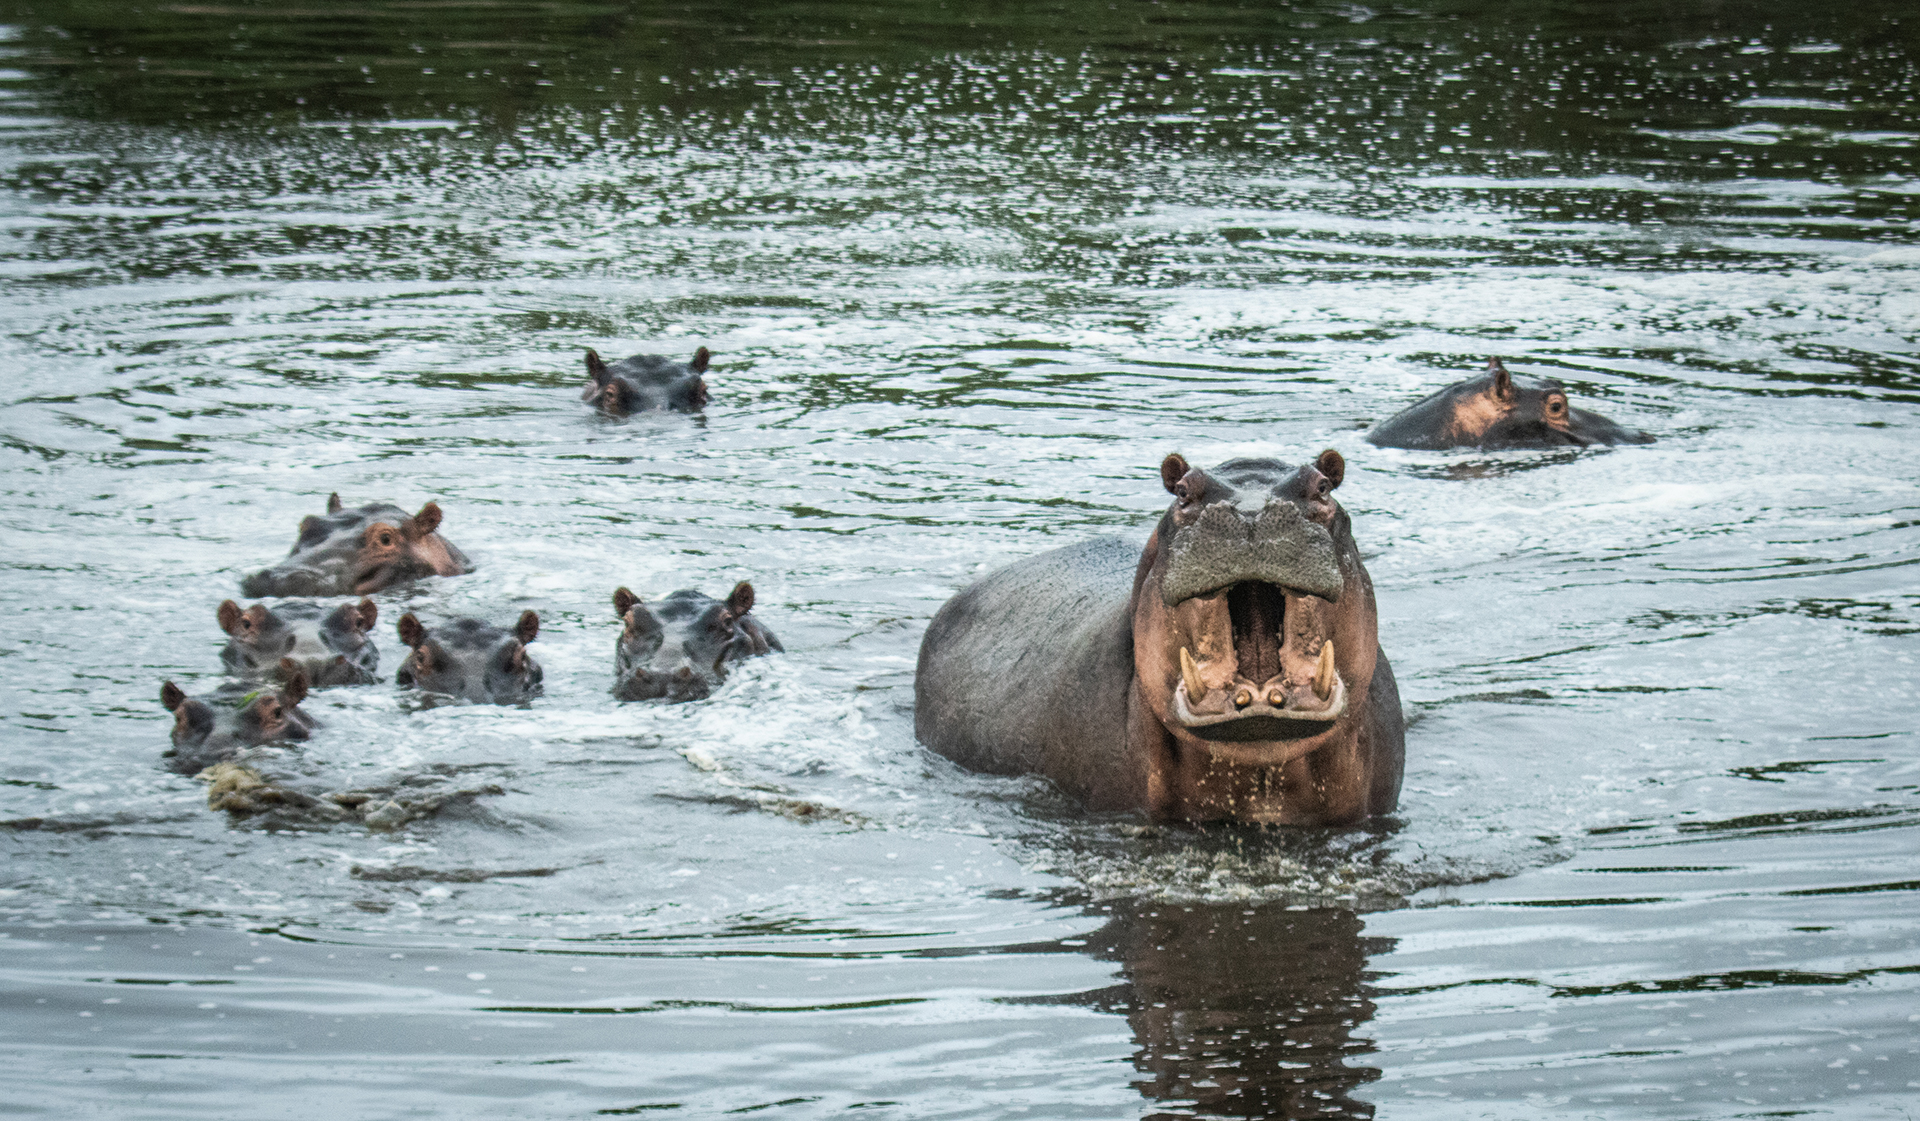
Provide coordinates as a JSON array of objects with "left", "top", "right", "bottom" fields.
[
  {"left": 611, "top": 582, "right": 782, "bottom": 703},
  {"left": 240, "top": 493, "right": 474, "bottom": 598},
  {"left": 1367, "top": 357, "right": 1653, "bottom": 450},
  {"left": 159, "top": 664, "right": 313, "bottom": 775},
  {"left": 1132, "top": 450, "right": 1379, "bottom": 766},
  {"left": 583, "top": 347, "right": 712, "bottom": 416},
  {"left": 395, "top": 611, "right": 543, "bottom": 705},
  {"left": 217, "top": 598, "right": 380, "bottom": 687}
]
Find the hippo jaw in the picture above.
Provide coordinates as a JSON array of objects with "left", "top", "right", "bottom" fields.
[{"left": 1163, "top": 579, "right": 1349, "bottom": 758}]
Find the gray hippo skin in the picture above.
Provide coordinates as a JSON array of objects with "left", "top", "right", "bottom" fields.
[
  {"left": 241, "top": 493, "right": 473, "bottom": 598},
  {"left": 218, "top": 598, "right": 379, "bottom": 687},
  {"left": 915, "top": 450, "right": 1404, "bottom": 826},
  {"left": 611, "top": 582, "right": 782, "bottom": 702},
  {"left": 395, "top": 611, "right": 543, "bottom": 704},
  {"left": 583, "top": 347, "right": 711, "bottom": 415},
  {"left": 1366, "top": 357, "right": 1652, "bottom": 449},
  {"left": 158, "top": 664, "right": 314, "bottom": 776}
]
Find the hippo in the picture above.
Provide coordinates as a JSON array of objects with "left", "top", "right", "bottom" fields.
[
  {"left": 583, "top": 347, "right": 711, "bottom": 415},
  {"left": 1366, "top": 357, "right": 1652, "bottom": 449},
  {"left": 158, "top": 664, "right": 314, "bottom": 776},
  {"left": 217, "top": 598, "right": 380, "bottom": 687},
  {"left": 395, "top": 611, "right": 543, "bottom": 704},
  {"left": 914, "top": 450, "right": 1403, "bottom": 826},
  {"left": 611, "top": 582, "right": 781, "bottom": 702},
  {"left": 240, "top": 493, "right": 473, "bottom": 598}
]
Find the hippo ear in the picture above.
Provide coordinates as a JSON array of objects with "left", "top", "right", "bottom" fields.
[
  {"left": 161, "top": 681, "right": 187, "bottom": 713},
  {"left": 217, "top": 600, "right": 244, "bottom": 636},
  {"left": 406, "top": 502, "right": 443, "bottom": 540},
  {"left": 1488, "top": 357, "right": 1513, "bottom": 399},
  {"left": 515, "top": 610, "right": 540, "bottom": 645},
  {"left": 690, "top": 346, "right": 711, "bottom": 374},
  {"left": 725, "top": 581, "right": 755, "bottom": 618},
  {"left": 327, "top": 492, "right": 343, "bottom": 514},
  {"left": 278, "top": 661, "right": 309, "bottom": 707},
  {"left": 298, "top": 515, "right": 322, "bottom": 539},
  {"left": 354, "top": 598, "right": 378, "bottom": 632},
  {"left": 613, "top": 587, "right": 639, "bottom": 619},
  {"left": 1316, "top": 449, "right": 1345, "bottom": 491},
  {"left": 1160, "top": 453, "right": 1190, "bottom": 496},
  {"left": 397, "top": 613, "right": 427, "bottom": 650},
  {"left": 586, "top": 348, "right": 612, "bottom": 387}
]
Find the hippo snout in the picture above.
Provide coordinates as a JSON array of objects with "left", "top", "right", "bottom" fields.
[{"left": 619, "top": 663, "right": 717, "bottom": 703}]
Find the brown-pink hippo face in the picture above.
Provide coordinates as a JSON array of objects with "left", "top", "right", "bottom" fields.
[
  {"left": 395, "top": 610, "right": 542, "bottom": 705},
  {"left": 240, "top": 493, "right": 474, "bottom": 598},
  {"left": 1366, "top": 356, "right": 1653, "bottom": 450},
  {"left": 217, "top": 598, "right": 379, "bottom": 687},
  {"left": 610, "top": 582, "right": 782, "bottom": 703},
  {"left": 583, "top": 347, "right": 711, "bottom": 416},
  {"left": 158, "top": 663, "right": 313, "bottom": 775},
  {"left": 1131, "top": 450, "right": 1379, "bottom": 769}
]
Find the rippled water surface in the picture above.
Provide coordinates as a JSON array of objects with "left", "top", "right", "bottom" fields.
[{"left": 3, "top": 2, "right": 1918, "bottom": 1116}]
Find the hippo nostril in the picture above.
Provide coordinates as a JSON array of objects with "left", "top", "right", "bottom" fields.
[{"left": 672, "top": 666, "right": 694, "bottom": 681}]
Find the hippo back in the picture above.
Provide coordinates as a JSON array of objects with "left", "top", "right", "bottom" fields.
[{"left": 915, "top": 536, "right": 1140, "bottom": 798}]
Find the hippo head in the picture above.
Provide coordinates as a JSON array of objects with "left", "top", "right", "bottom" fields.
[
  {"left": 1368, "top": 357, "right": 1652, "bottom": 450},
  {"left": 159, "top": 664, "right": 313, "bottom": 774},
  {"left": 584, "top": 347, "right": 712, "bottom": 416},
  {"left": 217, "top": 598, "right": 380, "bottom": 687},
  {"left": 240, "top": 493, "right": 474, "bottom": 598},
  {"left": 611, "top": 582, "right": 779, "bottom": 703},
  {"left": 1131, "top": 450, "right": 1378, "bottom": 767},
  {"left": 395, "top": 611, "right": 543, "bottom": 705}
]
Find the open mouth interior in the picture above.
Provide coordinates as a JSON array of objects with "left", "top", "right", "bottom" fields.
[{"left": 1173, "top": 580, "right": 1345, "bottom": 743}]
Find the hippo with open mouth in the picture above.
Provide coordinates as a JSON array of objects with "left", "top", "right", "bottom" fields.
[
  {"left": 611, "top": 582, "right": 782, "bottom": 702},
  {"left": 159, "top": 664, "right": 314, "bottom": 776},
  {"left": 915, "top": 450, "right": 1403, "bottom": 826},
  {"left": 395, "top": 610, "right": 543, "bottom": 704},
  {"left": 217, "top": 598, "right": 380, "bottom": 687},
  {"left": 1366, "top": 357, "right": 1652, "bottom": 449},
  {"left": 583, "top": 347, "right": 712, "bottom": 416},
  {"left": 240, "top": 493, "right": 473, "bottom": 598}
]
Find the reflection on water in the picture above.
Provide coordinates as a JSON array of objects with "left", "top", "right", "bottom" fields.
[
  {"left": 1, "top": 0, "right": 1917, "bottom": 1116},
  {"left": 1087, "top": 901, "right": 1388, "bottom": 1120}
]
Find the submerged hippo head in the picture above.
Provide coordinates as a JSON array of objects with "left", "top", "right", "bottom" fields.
[
  {"left": 240, "top": 493, "right": 474, "bottom": 598},
  {"left": 217, "top": 598, "right": 379, "bottom": 687},
  {"left": 158, "top": 666, "right": 314, "bottom": 776},
  {"left": 1366, "top": 357, "right": 1653, "bottom": 450},
  {"left": 395, "top": 611, "right": 543, "bottom": 705},
  {"left": 611, "top": 582, "right": 782, "bottom": 702},
  {"left": 1133, "top": 450, "right": 1383, "bottom": 773},
  {"left": 583, "top": 347, "right": 711, "bottom": 416}
]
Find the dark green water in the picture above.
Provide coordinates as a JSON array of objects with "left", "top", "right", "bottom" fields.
[{"left": 2, "top": 2, "right": 1917, "bottom": 1117}]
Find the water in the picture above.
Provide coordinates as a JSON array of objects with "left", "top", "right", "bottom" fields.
[{"left": 2, "top": 1, "right": 1917, "bottom": 1116}]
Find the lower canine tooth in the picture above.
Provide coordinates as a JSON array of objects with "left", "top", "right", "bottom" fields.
[
  {"left": 1267, "top": 688, "right": 1285, "bottom": 707},
  {"left": 1179, "top": 647, "right": 1205, "bottom": 701},
  {"left": 1314, "top": 641, "right": 1337, "bottom": 700},
  {"left": 1233, "top": 689, "right": 1252, "bottom": 709}
]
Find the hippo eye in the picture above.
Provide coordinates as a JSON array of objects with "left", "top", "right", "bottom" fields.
[
  {"left": 378, "top": 531, "right": 395, "bottom": 547},
  {"left": 1547, "top": 398, "right": 1567, "bottom": 417}
]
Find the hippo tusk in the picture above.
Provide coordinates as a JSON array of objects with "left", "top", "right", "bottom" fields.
[
  {"left": 1179, "top": 647, "right": 1205, "bottom": 701},
  {"left": 1314, "top": 640, "right": 1337, "bottom": 700}
]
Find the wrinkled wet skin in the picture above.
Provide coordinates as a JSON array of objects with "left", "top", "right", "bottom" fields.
[
  {"left": 240, "top": 492, "right": 474, "bottom": 598},
  {"left": 611, "top": 582, "right": 781, "bottom": 702},
  {"left": 217, "top": 597, "right": 379, "bottom": 687},
  {"left": 157, "top": 665, "right": 314, "bottom": 776},
  {"left": 395, "top": 610, "right": 543, "bottom": 705},
  {"left": 1366, "top": 357, "right": 1654, "bottom": 450},
  {"left": 583, "top": 346, "right": 712, "bottom": 416}
]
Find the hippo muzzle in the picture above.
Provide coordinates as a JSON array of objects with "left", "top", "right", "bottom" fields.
[{"left": 1148, "top": 453, "right": 1358, "bottom": 755}]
